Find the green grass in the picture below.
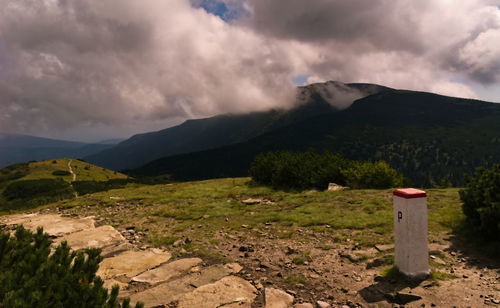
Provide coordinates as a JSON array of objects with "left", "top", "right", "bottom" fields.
[
  {"left": 284, "top": 274, "right": 307, "bottom": 286},
  {"left": 381, "top": 266, "right": 405, "bottom": 280},
  {"left": 4, "top": 177, "right": 470, "bottom": 260},
  {"left": 22, "top": 159, "right": 128, "bottom": 182},
  {"left": 430, "top": 270, "right": 456, "bottom": 281}
]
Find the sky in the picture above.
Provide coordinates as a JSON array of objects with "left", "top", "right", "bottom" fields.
[{"left": 0, "top": 0, "right": 499, "bottom": 142}]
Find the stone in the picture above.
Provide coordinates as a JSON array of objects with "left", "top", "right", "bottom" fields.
[
  {"left": 129, "top": 264, "right": 237, "bottom": 307},
  {"left": 97, "top": 249, "right": 171, "bottom": 279},
  {"left": 327, "top": 183, "right": 345, "bottom": 191},
  {"left": 395, "top": 288, "right": 422, "bottom": 304},
  {"left": 0, "top": 214, "right": 95, "bottom": 236},
  {"left": 265, "top": 288, "right": 294, "bottom": 308},
  {"left": 241, "top": 198, "right": 263, "bottom": 205},
  {"left": 224, "top": 263, "right": 243, "bottom": 273},
  {"left": 132, "top": 258, "right": 202, "bottom": 284},
  {"left": 177, "top": 276, "right": 257, "bottom": 308},
  {"left": 173, "top": 239, "right": 185, "bottom": 247},
  {"left": 432, "top": 256, "right": 446, "bottom": 266},
  {"left": 374, "top": 244, "right": 394, "bottom": 252},
  {"left": 294, "top": 304, "right": 314, "bottom": 308},
  {"left": 54, "top": 225, "right": 130, "bottom": 257},
  {"left": 316, "top": 301, "right": 331, "bottom": 308},
  {"left": 241, "top": 198, "right": 273, "bottom": 205},
  {"left": 339, "top": 252, "right": 362, "bottom": 263}
]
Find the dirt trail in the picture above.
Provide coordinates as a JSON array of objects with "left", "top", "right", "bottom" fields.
[{"left": 68, "top": 159, "right": 76, "bottom": 182}]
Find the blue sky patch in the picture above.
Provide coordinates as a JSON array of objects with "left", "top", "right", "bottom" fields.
[
  {"left": 193, "top": 0, "right": 245, "bottom": 22},
  {"left": 292, "top": 75, "right": 310, "bottom": 86}
]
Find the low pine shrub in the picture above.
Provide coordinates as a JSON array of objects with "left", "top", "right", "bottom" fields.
[
  {"left": 52, "top": 170, "right": 71, "bottom": 176},
  {"left": 0, "top": 226, "right": 143, "bottom": 308},
  {"left": 250, "top": 151, "right": 404, "bottom": 190},
  {"left": 250, "top": 151, "right": 351, "bottom": 190},
  {"left": 459, "top": 165, "right": 500, "bottom": 239},
  {"left": 0, "top": 163, "right": 29, "bottom": 184},
  {"left": 342, "top": 161, "right": 404, "bottom": 189},
  {"left": 2, "top": 179, "right": 74, "bottom": 204}
]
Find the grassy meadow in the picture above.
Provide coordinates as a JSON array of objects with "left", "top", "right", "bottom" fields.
[{"left": 16, "top": 177, "right": 465, "bottom": 250}]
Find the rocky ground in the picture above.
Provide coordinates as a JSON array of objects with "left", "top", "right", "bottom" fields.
[{"left": 1, "top": 211, "right": 499, "bottom": 308}]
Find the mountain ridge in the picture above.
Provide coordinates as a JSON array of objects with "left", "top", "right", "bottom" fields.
[
  {"left": 0, "top": 133, "right": 114, "bottom": 168},
  {"left": 84, "top": 81, "right": 391, "bottom": 170},
  {"left": 130, "top": 89, "right": 500, "bottom": 187}
]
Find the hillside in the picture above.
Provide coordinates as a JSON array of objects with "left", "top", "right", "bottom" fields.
[
  {"left": 0, "top": 159, "right": 128, "bottom": 209},
  {"left": 0, "top": 133, "right": 114, "bottom": 168},
  {"left": 85, "top": 81, "right": 390, "bottom": 170},
  {"left": 131, "top": 90, "right": 500, "bottom": 187}
]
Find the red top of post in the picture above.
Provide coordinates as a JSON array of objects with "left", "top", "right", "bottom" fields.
[{"left": 393, "top": 188, "right": 426, "bottom": 199}]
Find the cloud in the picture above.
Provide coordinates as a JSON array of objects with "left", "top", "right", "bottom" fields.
[
  {"left": 0, "top": 0, "right": 296, "bottom": 136},
  {"left": 243, "top": 0, "right": 500, "bottom": 88},
  {"left": 0, "top": 0, "right": 499, "bottom": 139}
]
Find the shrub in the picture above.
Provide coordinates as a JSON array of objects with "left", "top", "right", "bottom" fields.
[
  {"left": 2, "top": 179, "right": 74, "bottom": 204},
  {"left": 0, "top": 163, "right": 29, "bottom": 184},
  {"left": 0, "top": 226, "right": 143, "bottom": 308},
  {"left": 73, "top": 179, "right": 130, "bottom": 196},
  {"left": 459, "top": 165, "right": 500, "bottom": 239},
  {"left": 250, "top": 151, "right": 404, "bottom": 190},
  {"left": 52, "top": 170, "right": 71, "bottom": 176},
  {"left": 250, "top": 151, "right": 351, "bottom": 190},
  {"left": 342, "top": 161, "right": 404, "bottom": 189}
]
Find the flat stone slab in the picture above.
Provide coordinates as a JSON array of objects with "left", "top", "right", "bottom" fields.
[
  {"left": 0, "top": 214, "right": 95, "bottom": 236},
  {"left": 129, "top": 264, "right": 238, "bottom": 307},
  {"left": 97, "top": 249, "right": 172, "bottom": 280},
  {"left": 265, "top": 288, "right": 294, "bottom": 308},
  {"left": 132, "top": 257, "right": 202, "bottom": 284},
  {"left": 177, "top": 276, "right": 257, "bottom": 308},
  {"left": 54, "top": 225, "right": 128, "bottom": 256}
]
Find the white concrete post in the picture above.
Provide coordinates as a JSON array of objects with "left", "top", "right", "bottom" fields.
[{"left": 393, "top": 188, "right": 430, "bottom": 278}]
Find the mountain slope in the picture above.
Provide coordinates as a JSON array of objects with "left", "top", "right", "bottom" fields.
[
  {"left": 131, "top": 90, "right": 500, "bottom": 187},
  {"left": 85, "top": 81, "right": 390, "bottom": 170},
  {"left": 0, "top": 134, "right": 113, "bottom": 168},
  {"left": 0, "top": 158, "right": 128, "bottom": 209}
]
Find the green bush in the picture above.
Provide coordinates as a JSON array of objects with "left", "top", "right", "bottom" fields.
[
  {"left": 342, "top": 161, "right": 404, "bottom": 189},
  {"left": 52, "top": 170, "right": 71, "bottom": 176},
  {"left": 250, "top": 151, "right": 404, "bottom": 190},
  {"left": 73, "top": 179, "right": 130, "bottom": 196},
  {"left": 459, "top": 165, "right": 500, "bottom": 239},
  {"left": 0, "top": 226, "right": 143, "bottom": 308},
  {"left": 0, "top": 163, "right": 29, "bottom": 184},
  {"left": 250, "top": 151, "right": 352, "bottom": 190},
  {"left": 2, "top": 179, "right": 74, "bottom": 204}
]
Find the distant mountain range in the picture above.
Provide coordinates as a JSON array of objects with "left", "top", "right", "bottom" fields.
[
  {"left": 84, "top": 81, "right": 390, "bottom": 170},
  {"left": 0, "top": 134, "right": 117, "bottom": 168},
  {"left": 4, "top": 80, "right": 499, "bottom": 187},
  {"left": 129, "top": 88, "right": 500, "bottom": 187}
]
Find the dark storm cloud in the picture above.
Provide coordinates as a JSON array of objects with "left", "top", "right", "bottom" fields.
[
  {"left": 0, "top": 0, "right": 296, "bottom": 136},
  {"left": 243, "top": 0, "right": 500, "bottom": 86},
  {"left": 246, "top": 0, "right": 425, "bottom": 52},
  {"left": 0, "top": 0, "right": 499, "bottom": 138}
]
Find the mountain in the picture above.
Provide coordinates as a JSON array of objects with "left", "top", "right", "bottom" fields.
[
  {"left": 84, "top": 81, "right": 391, "bottom": 170},
  {"left": 131, "top": 90, "right": 500, "bottom": 187},
  {"left": 0, "top": 134, "right": 113, "bottom": 168}
]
